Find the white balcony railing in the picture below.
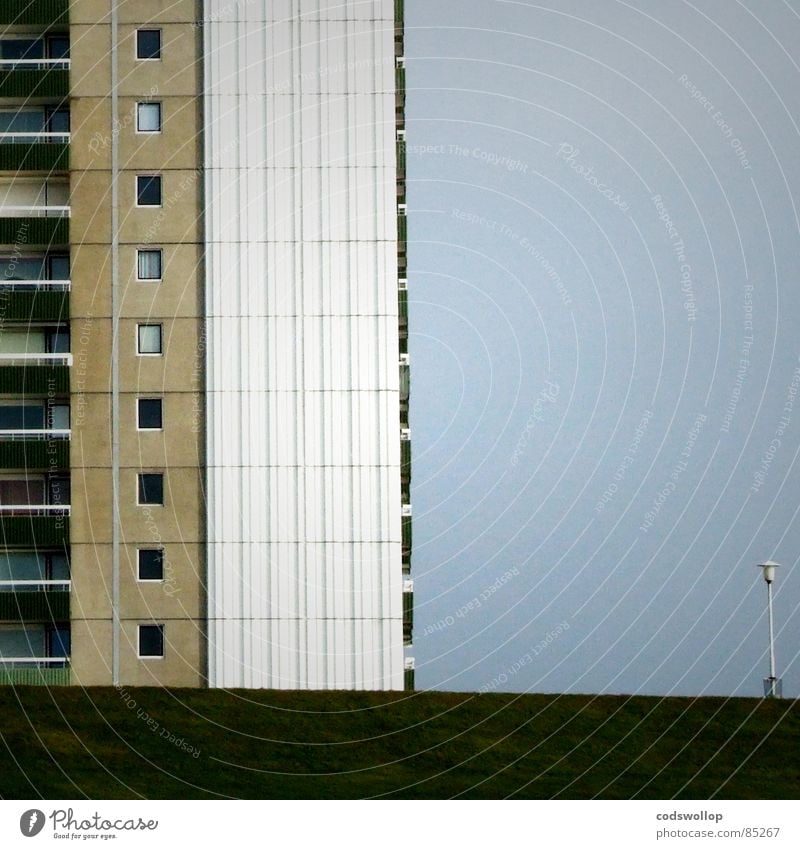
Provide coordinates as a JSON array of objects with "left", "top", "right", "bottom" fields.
[
  {"left": 0, "top": 205, "right": 69, "bottom": 218},
  {"left": 0, "top": 429, "right": 70, "bottom": 440},
  {"left": 0, "top": 132, "right": 69, "bottom": 144},
  {"left": 0, "top": 505, "right": 70, "bottom": 516},
  {"left": 0, "top": 352, "right": 72, "bottom": 365},
  {"left": 0, "top": 656, "right": 69, "bottom": 667},
  {"left": 0, "top": 580, "right": 70, "bottom": 590},
  {"left": 0, "top": 279, "right": 70, "bottom": 290},
  {"left": 0, "top": 59, "right": 70, "bottom": 71}
]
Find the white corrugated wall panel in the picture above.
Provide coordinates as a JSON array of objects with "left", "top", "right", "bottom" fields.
[{"left": 205, "top": 0, "right": 403, "bottom": 690}]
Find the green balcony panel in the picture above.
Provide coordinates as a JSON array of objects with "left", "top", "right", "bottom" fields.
[
  {"left": 0, "top": 143, "right": 68, "bottom": 172},
  {"left": 398, "top": 288, "right": 408, "bottom": 324},
  {"left": 0, "top": 290, "right": 69, "bottom": 321},
  {"left": 0, "top": 589, "right": 69, "bottom": 621},
  {"left": 0, "top": 666, "right": 70, "bottom": 686},
  {"left": 0, "top": 69, "right": 69, "bottom": 99},
  {"left": 0, "top": 439, "right": 69, "bottom": 470},
  {"left": 401, "top": 439, "right": 411, "bottom": 481},
  {"left": 404, "top": 666, "right": 414, "bottom": 691},
  {"left": 0, "top": 217, "right": 68, "bottom": 246},
  {"left": 403, "top": 591, "right": 413, "bottom": 645},
  {"left": 0, "top": 366, "right": 69, "bottom": 394},
  {"left": 0, "top": 1, "right": 68, "bottom": 25},
  {"left": 397, "top": 214, "right": 407, "bottom": 244},
  {"left": 395, "top": 66, "right": 406, "bottom": 97},
  {"left": 396, "top": 140, "right": 406, "bottom": 174},
  {"left": 399, "top": 363, "right": 409, "bottom": 402},
  {"left": 402, "top": 515, "right": 412, "bottom": 550},
  {"left": 395, "top": 0, "right": 404, "bottom": 24},
  {"left": 0, "top": 516, "right": 69, "bottom": 547}
]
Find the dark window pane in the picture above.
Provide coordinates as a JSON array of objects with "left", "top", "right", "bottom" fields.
[
  {"left": 138, "top": 398, "right": 162, "bottom": 429},
  {"left": 136, "top": 30, "right": 161, "bottom": 60},
  {"left": 46, "top": 329, "right": 69, "bottom": 353},
  {"left": 48, "top": 553, "right": 69, "bottom": 581},
  {"left": 0, "top": 479, "right": 45, "bottom": 505},
  {"left": 0, "top": 39, "right": 44, "bottom": 60},
  {"left": 0, "top": 404, "right": 45, "bottom": 429},
  {"left": 0, "top": 552, "right": 45, "bottom": 582},
  {"left": 138, "top": 473, "right": 163, "bottom": 505},
  {"left": 136, "top": 175, "right": 162, "bottom": 206},
  {"left": 0, "top": 256, "right": 44, "bottom": 280},
  {"left": 45, "top": 109, "right": 70, "bottom": 133},
  {"left": 46, "top": 36, "right": 70, "bottom": 59},
  {"left": 48, "top": 626, "right": 70, "bottom": 657},
  {"left": 48, "top": 477, "right": 70, "bottom": 505},
  {"left": 47, "top": 254, "right": 70, "bottom": 279},
  {"left": 0, "top": 109, "right": 45, "bottom": 133},
  {"left": 139, "top": 624, "right": 164, "bottom": 657},
  {"left": 138, "top": 549, "right": 164, "bottom": 581}
]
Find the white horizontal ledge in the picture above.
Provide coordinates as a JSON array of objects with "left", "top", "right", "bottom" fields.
[
  {"left": 0, "top": 133, "right": 69, "bottom": 143},
  {"left": 0, "top": 280, "right": 70, "bottom": 290},
  {"left": 0, "top": 580, "right": 70, "bottom": 588},
  {"left": 0, "top": 429, "right": 70, "bottom": 440},
  {"left": 0, "top": 353, "right": 72, "bottom": 365},
  {"left": 0, "top": 505, "right": 70, "bottom": 515},
  {"left": 0, "top": 206, "right": 70, "bottom": 218},
  {"left": 0, "top": 59, "right": 70, "bottom": 69}
]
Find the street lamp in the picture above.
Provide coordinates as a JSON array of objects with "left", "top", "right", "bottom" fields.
[{"left": 756, "top": 561, "right": 782, "bottom": 698}]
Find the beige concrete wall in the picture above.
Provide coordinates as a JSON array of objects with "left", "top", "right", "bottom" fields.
[{"left": 69, "top": 0, "right": 204, "bottom": 688}]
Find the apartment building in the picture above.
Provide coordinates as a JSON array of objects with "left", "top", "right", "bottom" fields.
[{"left": 0, "top": 0, "right": 411, "bottom": 690}]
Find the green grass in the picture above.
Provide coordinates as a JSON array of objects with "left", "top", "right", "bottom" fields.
[{"left": 0, "top": 688, "right": 797, "bottom": 799}]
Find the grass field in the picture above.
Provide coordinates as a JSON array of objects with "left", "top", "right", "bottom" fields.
[{"left": 0, "top": 687, "right": 797, "bottom": 799}]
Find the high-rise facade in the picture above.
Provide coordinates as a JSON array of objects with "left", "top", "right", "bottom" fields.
[{"left": 0, "top": 0, "right": 411, "bottom": 690}]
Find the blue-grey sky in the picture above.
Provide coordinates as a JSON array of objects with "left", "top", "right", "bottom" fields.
[{"left": 408, "top": 0, "right": 800, "bottom": 697}]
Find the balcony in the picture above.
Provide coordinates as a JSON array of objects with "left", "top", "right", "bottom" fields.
[
  {"left": 0, "top": 580, "right": 69, "bottom": 620},
  {"left": 0, "top": 59, "right": 69, "bottom": 99},
  {"left": 0, "top": 325, "right": 71, "bottom": 367},
  {"left": 402, "top": 513, "right": 412, "bottom": 561},
  {"left": 0, "top": 1, "right": 68, "bottom": 27},
  {"left": 403, "top": 579, "right": 413, "bottom": 645},
  {"left": 398, "top": 285, "right": 407, "bottom": 328},
  {"left": 0, "top": 133, "right": 68, "bottom": 172},
  {"left": 0, "top": 289, "right": 69, "bottom": 322},
  {"left": 400, "top": 427, "right": 411, "bottom": 512},
  {"left": 0, "top": 365, "right": 69, "bottom": 393},
  {"left": 0, "top": 618, "right": 70, "bottom": 685},
  {"left": 0, "top": 663, "right": 70, "bottom": 685},
  {"left": 0, "top": 439, "right": 69, "bottom": 470},
  {"left": 0, "top": 513, "right": 69, "bottom": 546},
  {"left": 404, "top": 657, "right": 414, "bottom": 691},
  {"left": 0, "top": 251, "right": 69, "bottom": 292},
  {"left": 0, "top": 177, "right": 70, "bottom": 244}
]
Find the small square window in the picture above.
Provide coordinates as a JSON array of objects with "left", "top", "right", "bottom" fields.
[
  {"left": 138, "top": 624, "right": 164, "bottom": 658},
  {"left": 137, "top": 249, "right": 162, "bottom": 281},
  {"left": 137, "top": 323, "right": 162, "bottom": 355},
  {"left": 137, "top": 549, "right": 164, "bottom": 581},
  {"left": 137, "top": 102, "right": 162, "bottom": 133},
  {"left": 136, "top": 175, "right": 162, "bottom": 207},
  {"left": 136, "top": 29, "right": 161, "bottom": 60},
  {"left": 138, "top": 473, "right": 163, "bottom": 505},
  {"left": 137, "top": 398, "right": 163, "bottom": 430}
]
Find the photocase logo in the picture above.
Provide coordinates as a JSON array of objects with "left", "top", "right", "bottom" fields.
[{"left": 19, "top": 810, "right": 46, "bottom": 837}]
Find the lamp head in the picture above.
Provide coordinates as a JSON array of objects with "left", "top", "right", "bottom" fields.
[{"left": 757, "top": 561, "right": 781, "bottom": 583}]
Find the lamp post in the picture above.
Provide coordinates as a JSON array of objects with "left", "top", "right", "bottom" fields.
[{"left": 756, "top": 561, "right": 782, "bottom": 698}]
